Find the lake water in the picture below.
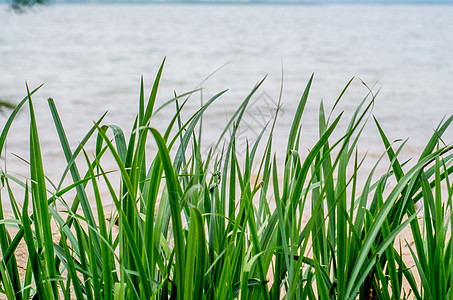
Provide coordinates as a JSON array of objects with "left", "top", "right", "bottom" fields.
[{"left": 1, "top": 4, "right": 453, "bottom": 188}]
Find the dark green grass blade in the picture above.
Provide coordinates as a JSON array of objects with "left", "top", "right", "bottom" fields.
[
  {"left": 174, "top": 89, "right": 227, "bottom": 172},
  {"left": 143, "top": 58, "right": 165, "bottom": 126},
  {"left": 95, "top": 124, "right": 151, "bottom": 299},
  {"left": 286, "top": 74, "right": 313, "bottom": 153},
  {"left": 0, "top": 192, "right": 22, "bottom": 300},
  {"left": 47, "top": 98, "right": 102, "bottom": 246},
  {"left": 27, "top": 84, "right": 59, "bottom": 298},
  {"left": 150, "top": 128, "right": 185, "bottom": 300},
  {"left": 21, "top": 184, "right": 49, "bottom": 299},
  {"left": 83, "top": 150, "right": 114, "bottom": 300},
  {"left": 214, "top": 77, "right": 266, "bottom": 152},
  {"left": 374, "top": 117, "right": 404, "bottom": 181},
  {"left": 419, "top": 115, "right": 453, "bottom": 161},
  {"left": 192, "top": 207, "right": 207, "bottom": 300}
]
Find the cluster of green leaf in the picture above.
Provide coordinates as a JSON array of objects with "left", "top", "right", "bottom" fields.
[{"left": 0, "top": 60, "right": 452, "bottom": 299}]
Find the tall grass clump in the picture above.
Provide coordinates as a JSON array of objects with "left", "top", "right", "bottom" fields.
[{"left": 0, "top": 60, "right": 452, "bottom": 299}]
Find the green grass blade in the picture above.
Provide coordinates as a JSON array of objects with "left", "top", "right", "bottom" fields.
[
  {"left": 27, "top": 84, "right": 59, "bottom": 299},
  {"left": 286, "top": 74, "right": 313, "bottom": 153},
  {"left": 150, "top": 128, "right": 185, "bottom": 300}
]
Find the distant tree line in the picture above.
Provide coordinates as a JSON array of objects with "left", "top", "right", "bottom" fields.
[
  {"left": 10, "top": 0, "right": 48, "bottom": 12},
  {"left": 6, "top": 0, "right": 453, "bottom": 11}
]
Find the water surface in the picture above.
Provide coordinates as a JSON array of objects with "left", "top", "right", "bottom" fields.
[{"left": 1, "top": 4, "right": 452, "bottom": 186}]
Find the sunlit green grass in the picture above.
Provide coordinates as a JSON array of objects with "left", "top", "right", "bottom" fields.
[{"left": 0, "top": 60, "right": 452, "bottom": 299}]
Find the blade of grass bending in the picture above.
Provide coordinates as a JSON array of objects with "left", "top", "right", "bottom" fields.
[
  {"left": 47, "top": 98, "right": 103, "bottom": 248},
  {"left": 102, "top": 124, "right": 128, "bottom": 164},
  {"left": 95, "top": 124, "right": 135, "bottom": 200},
  {"left": 150, "top": 128, "right": 185, "bottom": 300},
  {"left": 152, "top": 89, "right": 201, "bottom": 117},
  {"left": 51, "top": 106, "right": 108, "bottom": 188},
  {"left": 27, "top": 84, "right": 59, "bottom": 299}
]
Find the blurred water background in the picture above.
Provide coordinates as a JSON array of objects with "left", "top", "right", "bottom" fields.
[{"left": 1, "top": 4, "right": 452, "bottom": 194}]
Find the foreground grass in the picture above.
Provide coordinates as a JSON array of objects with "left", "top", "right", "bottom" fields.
[{"left": 0, "top": 61, "right": 452, "bottom": 299}]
